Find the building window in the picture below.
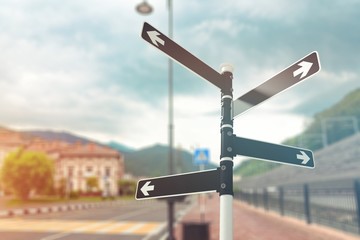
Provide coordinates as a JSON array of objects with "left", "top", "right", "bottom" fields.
[
  {"left": 68, "top": 166, "right": 74, "bottom": 177},
  {"left": 105, "top": 167, "right": 111, "bottom": 177},
  {"left": 86, "top": 166, "right": 93, "bottom": 173}
]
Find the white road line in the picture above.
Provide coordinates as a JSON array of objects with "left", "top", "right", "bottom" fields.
[
  {"left": 96, "top": 222, "right": 127, "bottom": 233},
  {"left": 122, "top": 222, "right": 145, "bottom": 234},
  {"left": 142, "top": 222, "right": 167, "bottom": 240},
  {"left": 40, "top": 205, "right": 166, "bottom": 240}
]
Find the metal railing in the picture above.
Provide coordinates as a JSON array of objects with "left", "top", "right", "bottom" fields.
[{"left": 235, "top": 179, "right": 360, "bottom": 235}]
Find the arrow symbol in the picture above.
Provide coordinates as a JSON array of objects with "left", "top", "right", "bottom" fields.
[
  {"left": 293, "top": 61, "right": 313, "bottom": 79},
  {"left": 147, "top": 31, "right": 165, "bottom": 47},
  {"left": 141, "top": 181, "right": 154, "bottom": 196},
  {"left": 296, "top": 151, "right": 310, "bottom": 165}
]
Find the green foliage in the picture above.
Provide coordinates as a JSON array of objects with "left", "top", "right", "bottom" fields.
[
  {"left": 86, "top": 177, "right": 99, "bottom": 191},
  {"left": 235, "top": 88, "right": 360, "bottom": 178},
  {"left": 283, "top": 88, "right": 360, "bottom": 150},
  {"left": 0, "top": 149, "right": 54, "bottom": 200},
  {"left": 69, "top": 190, "right": 79, "bottom": 199},
  {"left": 118, "top": 179, "right": 136, "bottom": 196},
  {"left": 56, "top": 178, "right": 67, "bottom": 198}
]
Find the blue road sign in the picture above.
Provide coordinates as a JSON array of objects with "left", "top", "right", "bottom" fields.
[{"left": 194, "top": 148, "right": 210, "bottom": 165}]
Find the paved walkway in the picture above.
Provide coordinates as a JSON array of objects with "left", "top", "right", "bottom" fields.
[{"left": 174, "top": 193, "right": 360, "bottom": 240}]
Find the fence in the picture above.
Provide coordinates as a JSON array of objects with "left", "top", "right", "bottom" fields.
[{"left": 235, "top": 179, "right": 360, "bottom": 235}]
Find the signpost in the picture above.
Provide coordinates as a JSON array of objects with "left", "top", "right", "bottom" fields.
[
  {"left": 233, "top": 51, "right": 321, "bottom": 117},
  {"left": 136, "top": 169, "right": 220, "bottom": 200},
  {"left": 233, "top": 136, "right": 315, "bottom": 168},
  {"left": 141, "top": 22, "right": 224, "bottom": 90},
  {"left": 138, "top": 22, "right": 321, "bottom": 240}
]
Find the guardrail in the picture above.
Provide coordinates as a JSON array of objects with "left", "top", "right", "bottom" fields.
[{"left": 235, "top": 179, "right": 360, "bottom": 235}]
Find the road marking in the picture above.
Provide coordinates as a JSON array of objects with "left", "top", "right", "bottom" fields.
[
  {"left": 134, "top": 222, "right": 163, "bottom": 235},
  {"left": 0, "top": 219, "right": 162, "bottom": 236},
  {"left": 122, "top": 222, "right": 146, "bottom": 234}
]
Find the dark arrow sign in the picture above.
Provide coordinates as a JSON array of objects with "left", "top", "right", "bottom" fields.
[
  {"left": 233, "top": 51, "right": 321, "bottom": 117},
  {"left": 233, "top": 136, "right": 315, "bottom": 168},
  {"left": 141, "top": 22, "right": 224, "bottom": 90},
  {"left": 135, "top": 168, "right": 220, "bottom": 200}
]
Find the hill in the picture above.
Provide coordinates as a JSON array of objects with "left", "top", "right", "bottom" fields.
[
  {"left": 23, "top": 130, "right": 95, "bottom": 144},
  {"left": 20, "top": 129, "right": 216, "bottom": 177},
  {"left": 235, "top": 88, "right": 360, "bottom": 178},
  {"left": 123, "top": 144, "right": 217, "bottom": 177},
  {"left": 107, "top": 141, "right": 135, "bottom": 153},
  {"left": 284, "top": 88, "right": 360, "bottom": 150}
]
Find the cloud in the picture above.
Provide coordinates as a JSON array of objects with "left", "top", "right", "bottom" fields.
[{"left": 0, "top": 0, "right": 359, "bottom": 167}]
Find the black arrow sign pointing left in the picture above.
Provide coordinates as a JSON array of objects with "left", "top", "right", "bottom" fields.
[
  {"left": 136, "top": 168, "right": 220, "bottom": 200},
  {"left": 141, "top": 22, "right": 224, "bottom": 90}
]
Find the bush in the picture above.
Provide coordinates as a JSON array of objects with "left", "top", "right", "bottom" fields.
[{"left": 69, "top": 191, "right": 79, "bottom": 199}]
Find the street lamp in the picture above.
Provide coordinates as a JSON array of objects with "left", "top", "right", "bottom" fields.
[
  {"left": 136, "top": 1, "right": 175, "bottom": 239},
  {"left": 321, "top": 116, "right": 359, "bottom": 146},
  {"left": 135, "top": 1, "right": 153, "bottom": 15}
]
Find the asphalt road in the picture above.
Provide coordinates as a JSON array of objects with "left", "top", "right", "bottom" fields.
[{"left": 0, "top": 199, "right": 192, "bottom": 240}]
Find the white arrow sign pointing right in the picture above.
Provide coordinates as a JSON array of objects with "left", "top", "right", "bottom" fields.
[
  {"left": 296, "top": 151, "right": 310, "bottom": 165},
  {"left": 293, "top": 61, "right": 313, "bottom": 79},
  {"left": 141, "top": 181, "right": 154, "bottom": 196}
]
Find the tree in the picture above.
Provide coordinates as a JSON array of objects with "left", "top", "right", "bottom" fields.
[
  {"left": 86, "top": 176, "right": 99, "bottom": 192},
  {"left": 118, "top": 179, "right": 136, "bottom": 196},
  {"left": 0, "top": 149, "right": 54, "bottom": 200}
]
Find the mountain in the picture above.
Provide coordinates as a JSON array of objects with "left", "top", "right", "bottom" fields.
[
  {"left": 234, "top": 88, "right": 360, "bottom": 178},
  {"left": 283, "top": 88, "right": 360, "bottom": 149},
  {"left": 23, "top": 130, "right": 94, "bottom": 144},
  {"left": 107, "top": 141, "right": 135, "bottom": 153},
  {"left": 20, "top": 129, "right": 217, "bottom": 177},
  {"left": 23, "top": 130, "right": 135, "bottom": 154},
  {"left": 123, "top": 144, "right": 217, "bottom": 177}
]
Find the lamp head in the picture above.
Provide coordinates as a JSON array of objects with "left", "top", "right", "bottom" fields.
[{"left": 136, "top": 1, "right": 153, "bottom": 15}]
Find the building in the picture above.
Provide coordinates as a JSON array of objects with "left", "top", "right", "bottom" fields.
[
  {"left": 53, "top": 142, "right": 123, "bottom": 196},
  {"left": 0, "top": 126, "right": 124, "bottom": 197}
]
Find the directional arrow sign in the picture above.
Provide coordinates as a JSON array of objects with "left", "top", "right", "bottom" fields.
[
  {"left": 233, "top": 136, "right": 315, "bottom": 168},
  {"left": 135, "top": 168, "right": 220, "bottom": 200},
  {"left": 141, "top": 22, "right": 224, "bottom": 90},
  {"left": 233, "top": 51, "right": 321, "bottom": 117}
]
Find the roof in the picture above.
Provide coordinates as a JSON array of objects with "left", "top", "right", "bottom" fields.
[
  {"left": 0, "top": 127, "right": 29, "bottom": 147},
  {"left": 25, "top": 138, "right": 70, "bottom": 153},
  {"left": 59, "top": 142, "right": 121, "bottom": 158}
]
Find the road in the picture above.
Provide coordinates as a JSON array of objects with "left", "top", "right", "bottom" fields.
[{"left": 0, "top": 199, "right": 192, "bottom": 240}]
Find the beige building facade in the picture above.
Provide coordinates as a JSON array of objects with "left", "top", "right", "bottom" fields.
[{"left": 0, "top": 126, "right": 124, "bottom": 197}]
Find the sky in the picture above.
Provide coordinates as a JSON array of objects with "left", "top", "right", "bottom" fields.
[{"left": 1, "top": 0, "right": 359, "bottom": 166}]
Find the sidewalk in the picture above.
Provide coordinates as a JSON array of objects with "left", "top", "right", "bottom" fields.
[{"left": 174, "top": 194, "right": 360, "bottom": 240}]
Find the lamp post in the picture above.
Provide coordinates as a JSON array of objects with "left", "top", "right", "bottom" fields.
[
  {"left": 321, "top": 116, "right": 359, "bottom": 146},
  {"left": 135, "top": 1, "right": 153, "bottom": 15},
  {"left": 136, "top": 1, "right": 176, "bottom": 239}
]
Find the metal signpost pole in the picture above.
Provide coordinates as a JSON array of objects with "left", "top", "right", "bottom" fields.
[
  {"left": 219, "top": 64, "right": 234, "bottom": 240},
  {"left": 167, "top": 0, "right": 176, "bottom": 239}
]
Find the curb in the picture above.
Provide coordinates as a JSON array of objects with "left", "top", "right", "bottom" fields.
[{"left": 0, "top": 200, "right": 125, "bottom": 218}]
